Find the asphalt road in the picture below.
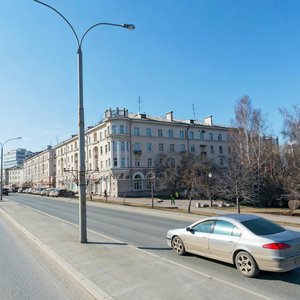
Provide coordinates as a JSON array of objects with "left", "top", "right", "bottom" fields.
[
  {"left": 0, "top": 208, "right": 95, "bottom": 300},
  {"left": 7, "top": 193, "right": 300, "bottom": 300}
]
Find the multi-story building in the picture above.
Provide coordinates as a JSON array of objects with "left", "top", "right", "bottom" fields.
[
  {"left": 3, "top": 148, "right": 33, "bottom": 169},
  {"left": 23, "top": 146, "right": 56, "bottom": 188},
  {"left": 6, "top": 166, "right": 24, "bottom": 188},
  {"left": 55, "top": 108, "right": 231, "bottom": 197}
]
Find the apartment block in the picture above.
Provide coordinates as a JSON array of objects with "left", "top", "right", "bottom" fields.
[
  {"left": 23, "top": 146, "right": 55, "bottom": 188},
  {"left": 55, "top": 108, "right": 230, "bottom": 197},
  {"left": 6, "top": 166, "right": 24, "bottom": 188}
]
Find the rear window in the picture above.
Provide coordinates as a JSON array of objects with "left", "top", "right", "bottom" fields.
[{"left": 241, "top": 218, "right": 286, "bottom": 236}]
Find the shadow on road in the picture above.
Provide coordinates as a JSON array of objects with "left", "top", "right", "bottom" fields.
[
  {"left": 138, "top": 247, "right": 172, "bottom": 251},
  {"left": 86, "top": 241, "right": 127, "bottom": 246},
  {"left": 258, "top": 268, "right": 300, "bottom": 284}
]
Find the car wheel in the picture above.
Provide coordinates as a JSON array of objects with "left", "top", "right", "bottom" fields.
[
  {"left": 172, "top": 236, "right": 185, "bottom": 255},
  {"left": 235, "top": 251, "right": 259, "bottom": 278}
]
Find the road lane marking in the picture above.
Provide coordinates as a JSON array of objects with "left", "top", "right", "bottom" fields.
[{"left": 5, "top": 201, "right": 272, "bottom": 300}]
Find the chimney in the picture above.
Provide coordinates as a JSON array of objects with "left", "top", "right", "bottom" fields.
[
  {"left": 204, "top": 116, "right": 213, "bottom": 126},
  {"left": 166, "top": 111, "right": 173, "bottom": 121}
]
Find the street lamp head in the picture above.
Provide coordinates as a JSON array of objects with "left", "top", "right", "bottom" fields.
[{"left": 122, "top": 24, "right": 135, "bottom": 30}]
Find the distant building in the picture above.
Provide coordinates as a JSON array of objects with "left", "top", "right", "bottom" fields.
[
  {"left": 55, "top": 108, "right": 231, "bottom": 197},
  {"left": 23, "top": 146, "right": 56, "bottom": 188},
  {"left": 6, "top": 166, "right": 24, "bottom": 188},
  {"left": 3, "top": 148, "right": 33, "bottom": 169}
]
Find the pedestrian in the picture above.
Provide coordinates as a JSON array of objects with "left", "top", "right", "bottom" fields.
[
  {"left": 171, "top": 193, "right": 176, "bottom": 205},
  {"left": 104, "top": 189, "right": 107, "bottom": 202}
]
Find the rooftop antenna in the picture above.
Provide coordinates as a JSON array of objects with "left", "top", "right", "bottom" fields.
[{"left": 138, "top": 96, "right": 141, "bottom": 114}]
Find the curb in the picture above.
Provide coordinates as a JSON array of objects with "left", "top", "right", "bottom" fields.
[{"left": 0, "top": 207, "right": 114, "bottom": 300}]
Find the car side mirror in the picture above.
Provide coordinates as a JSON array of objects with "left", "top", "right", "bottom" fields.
[{"left": 186, "top": 227, "right": 193, "bottom": 232}]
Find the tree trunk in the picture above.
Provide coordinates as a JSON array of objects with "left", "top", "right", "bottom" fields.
[{"left": 188, "top": 192, "right": 192, "bottom": 213}]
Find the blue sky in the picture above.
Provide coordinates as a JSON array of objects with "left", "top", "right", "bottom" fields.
[{"left": 1, "top": 0, "right": 300, "bottom": 152}]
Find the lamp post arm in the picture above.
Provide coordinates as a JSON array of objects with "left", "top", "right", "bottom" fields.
[
  {"left": 79, "top": 23, "right": 124, "bottom": 47},
  {"left": 33, "top": 0, "right": 80, "bottom": 47}
]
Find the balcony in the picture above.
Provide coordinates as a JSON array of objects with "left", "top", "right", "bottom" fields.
[{"left": 133, "top": 150, "right": 142, "bottom": 155}]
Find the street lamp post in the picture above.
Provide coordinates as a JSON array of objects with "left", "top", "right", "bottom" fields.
[
  {"left": 0, "top": 137, "right": 22, "bottom": 200},
  {"left": 33, "top": 0, "right": 135, "bottom": 243}
]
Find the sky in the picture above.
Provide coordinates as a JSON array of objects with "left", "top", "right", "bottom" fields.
[{"left": 1, "top": 0, "right": 300, "bottom": 152}]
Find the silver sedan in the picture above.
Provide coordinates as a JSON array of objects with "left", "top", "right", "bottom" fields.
[{"left": 166, "top": 214, "right": 300, "bottom": 277}]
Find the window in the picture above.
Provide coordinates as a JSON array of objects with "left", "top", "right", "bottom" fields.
[
  {"left": 121, "top": 158, "right": 126, "bottom": 167},
  {"left": 100, "top": 146, "right": 103, "bottom": 155},
  {"left": 134, "top": 127, "right": 140, "bottom": 136},
  {"left": 180, "top": 144, "right": 186, "bottom": 152},
  {"left": 133, "top": 174, "right": 143, "bottom": 190},
  {"left": 146, "top": 128, "right": 152, "bottom": 136},
  {"left": 147, "top": 143, "right": 152, "bottom": 152},
  {"left": 170, "top": 144, "right": 175, "bottom": 152},
  {"left": 192, "top": 220, "right": 214, "bottom": 233},
  {"left": 158, "top": 129, "right": 163, "bottom": 137},
  {"left": 213, "top": 221, "right": 240, "bottom": 236},
  {"left": 120, "top": 125, "right": 125, "bottom": 134},
  {"left": 190, "top": 144, "right": 195, "bottom": 153},
  {"left": 220, "top": 158, "right": 224, "bottom": 166},
  {"left": 121, "top": 142, "right": 125, "bottom": 151},
  {"left": 135, "top": 159, "right": 140, "bottom": 167},
  {"left": 105, "top": 145, "right": 107, "bottom": 153},
  {"left": 189, "top": 131, "right": 194, "bottom": 139},
  {"left": 168, "top": 130, "right": 174, "bottom": 138},
  {"left": 200, "top": 131, "right": 205, "bottom": 140},
  {"left": 218, "top": 134, "right": 222, "bottom": 141},
  {"left": 112, "top": 141, "right": 117, "bottom": 151},
  {"left": 210, "top": 145, "right": 214, "bottom": 154},
  {"left": 209, "top": 133, "right": 213, "bottom": 141},
  {"left": 100, "top": 132, "right": 102, "bottom": 140},
  {"left": 147, "top": 158, "right": 152, "bottom": 167},
  {"left": 180, "top": 130, "right": 185, "bottom": 139},
  {"left": 134, "top": 143, "right": 141, "bottom": 151},
  {"left": 219, "top": 146, "right": 223, "bottom": 154},
  {"left": 241, "top": 218, "right": 285, "bottom": 236},
  {"left": 113, "top": 158, "right": 118, "bottom": 167},
  {"left": 159, "top": 143, "right": 164, "bottom": 152},
  {"left": 112, "top": 125, "right": 117, "bottom": 134}
]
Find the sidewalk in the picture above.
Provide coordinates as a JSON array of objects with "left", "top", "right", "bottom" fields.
[
  {"left": 90, "top": 195, "right": 300, "bottom": 228},
  {"left": 0, "top": 200, "right": 269, "bottom": 300}
]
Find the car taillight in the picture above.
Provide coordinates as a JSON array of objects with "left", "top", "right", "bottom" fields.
[{"left": 262, "top": 243, "right": 291, "bottom": 250}]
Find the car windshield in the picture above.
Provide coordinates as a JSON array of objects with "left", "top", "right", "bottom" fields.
[{"left": 241, "top": 217, "right": 286, "bottom": 236}]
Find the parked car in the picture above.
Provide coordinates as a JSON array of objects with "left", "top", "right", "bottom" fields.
[
  {"left": 167, "top": 214, "right": 300, "bottom": 277},
  {"left": 50, "top": 189, "right": 75, "bottom": 198},
  {"left": 1, "top": 188, "right": 9, "bottom": 196}
]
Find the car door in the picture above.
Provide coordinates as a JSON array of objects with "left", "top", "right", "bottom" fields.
[
  {"left": 183, "top": 220, "right": 215, "bottom": 255},
  {"left": 208, "top": 220, "right": 241, "bottom": 260}
]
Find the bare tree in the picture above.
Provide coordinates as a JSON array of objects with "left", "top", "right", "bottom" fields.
[
  {"left": 178, "top": 154, "right": 204, "bottom": 213},
  {"left": 154, "top": 154, "right": 181, "bottom": 196},
  {"left": 280, "top": 106, "right": 300, "bottom": 201},
  {"left": 221, "top": 96, "right": 275, "bottom": 211}
]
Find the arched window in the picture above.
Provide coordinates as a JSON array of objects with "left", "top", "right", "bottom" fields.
[{"left": 133, "top": 174, "right": 143, "bottom": 191}]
